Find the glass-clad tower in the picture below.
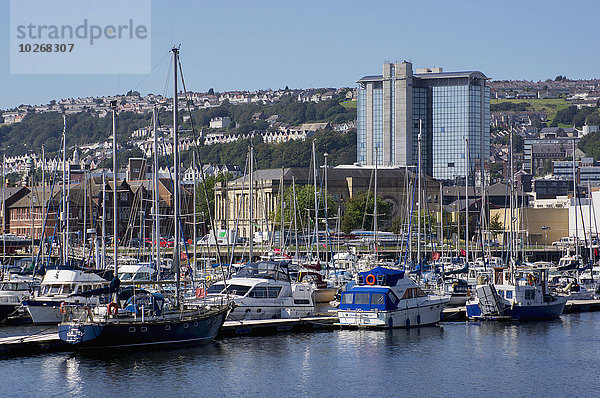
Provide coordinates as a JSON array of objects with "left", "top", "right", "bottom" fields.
[{"left": 357, "top": 62, "right": 490, "bottom": 182}]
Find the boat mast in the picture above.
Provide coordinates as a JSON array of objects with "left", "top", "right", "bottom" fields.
[
  {"left": 417, "top": 120, "right": 422, "bottom": 268},
  {"left": 509, "top": 131, "right": 515, "bottom": 274},
  {"left": 439, "top": 182, "right": 444, "bottom": 265},
  {"left": 249, "top": 141, "right": 254, "bottom": 261},
  {"left": 83, "top": 167, "right": 87, "bottom": 257},
  {"left": 153, "top": 106, "right": 161, "bottom": 276},
  {"left": 573, "top": 139, "right": 578, "bottom": 259},
  {"left": 324, "top": 152, "right": 328, "bottom": 262},
  {"left": 41, "top": 146, "right": 45, "bottom": 268},
  {"left": 465, "top": 137, "right": 469, "bottom": 267},
  {"left": 193, "top": 151, "right": 197, "bottom": 279},
  {"left": 292, "top": 176, "right": 299, "bottom": 259},
  {"left": 172, "top": 46, "right": 181, "bottom": 307},
  {"left": 374, "top": 146, "right": 378, "bottom": 254},
  {"left": 2, "top": 154, "right": 5, "bottom": 265},
  {"left": 112, "top": 101, "right": 118, "bottom": 279},
  {"left": 589, "top": 179, "right": 593, "bottom": 264},
  {"left": 280, "top": 165, "right": 285, "bottom": 250},
  {"left": 62, "top": 114, "right": 67, "bottom": 266},
  {"left": 102, "top": 171, "right": 106, "bottom": 269},
  {"left": 66, "top": 166, "right": 71, "bottom": 262},
  {"left": 312, "top": 140, "right": 319, "bottom": 261}
]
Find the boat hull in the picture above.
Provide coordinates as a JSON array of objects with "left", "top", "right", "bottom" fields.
[
  {"left": 313, "top": 288, "right": 337, "bottom": 303},
  {"left": 58, "top": 308, "right": 229, "bottom": 349},
  {"left": 0, "top": 304, "right": 19, "bottom": 322},
  {"left": 23, "top": 300, "right": 63, "bottom": 324},
  {"left": 338, "top": 298, "right": 448, "bottom": 328},
  {"left": 466, "top": 298, "right": 567, "bottom": 320}
]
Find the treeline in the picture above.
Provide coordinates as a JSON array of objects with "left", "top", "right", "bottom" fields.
[
  {"left": 550, "top": 106, "right": 600, "bottom": 127},
  {"left": 579, "top": 132, "right": 600, "bottom": 160},
  {"left": 181, "top": 93, "right": 355, "bottom": 133},
  {"left": 0, "top": 92, "right": 356, "bottom": 159},
  {"left": 0, "top": 111, "right": 151, "bottom": 157},
  {"left": 180, "top": 129, "right": 357, "bottom": 169}
]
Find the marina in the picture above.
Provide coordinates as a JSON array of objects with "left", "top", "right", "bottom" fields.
[
  {"left": 2, "top": 312, "right": 600, "bottom": 397},
  {"left": 2, "top": 299, "right": 600, "bottom": 356}
]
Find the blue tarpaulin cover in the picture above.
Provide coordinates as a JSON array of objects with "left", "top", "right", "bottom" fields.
[{"left": 358, "top": 266, "right": 404, "bottom": 286}]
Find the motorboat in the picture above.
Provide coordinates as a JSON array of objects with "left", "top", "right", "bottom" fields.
[
  {"left": 337, "top": 266, "right": 450, "bottom": 328},
  {"left": 0, "top": 276, "right": 38, "bottom": 322},
  {"left": 466, "top": 266, "right": 567, "bottom": 320},
  {"left": 0, "top": 234, "right": 30, "bottom": 253},
  {"left": 22, "top": 269, "right": 109, "bottom": 324},
  {"left": 195, "top": 261, "right": 316, "bottom": 320}
]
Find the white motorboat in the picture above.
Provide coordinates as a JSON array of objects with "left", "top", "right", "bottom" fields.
[
  {"left": 193, "top": 261, "right": 316, "bottom": 320},
  {"left": 0, "top": 276, "right": 38, "bottom": 322},
  {"left": 337, "top": 266, "right": 450, "bottom": 328},
  {"left": 23, "top": 269, "right": 109, "bottom": 324}
]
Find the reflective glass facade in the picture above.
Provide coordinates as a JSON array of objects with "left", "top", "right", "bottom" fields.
[
  {"left": 357, "top": 62, "right": 490, "bottom": 182},
  {"left": 357, "top": 87, "right": 367, "bottom": 163}
]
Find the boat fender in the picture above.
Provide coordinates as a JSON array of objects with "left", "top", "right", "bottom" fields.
[
  {"left": 107, "top": 302, "right": 119, "bottom": 316},
  {"left": 365, "top": 274, "right": 377, "bottom": 285}
]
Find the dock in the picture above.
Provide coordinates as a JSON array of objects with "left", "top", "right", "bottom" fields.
[
  {"left": 2, "top": 300, "right": 600, "bottom": 356},
  {"left": 0, "top": 316, "right": 339, "bottom": 356}
]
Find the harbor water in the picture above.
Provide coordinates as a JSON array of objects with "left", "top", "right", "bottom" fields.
[{"left": 2, "top": 312, "right": 600, "bottom": 397}]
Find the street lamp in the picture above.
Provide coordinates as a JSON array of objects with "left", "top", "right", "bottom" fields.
[{"left": 542, "top": 225, "right": 550, "bottom": 247}]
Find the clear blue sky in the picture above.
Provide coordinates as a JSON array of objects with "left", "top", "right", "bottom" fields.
[{"left": 1, "top": 0, "right": 599, "bottom": 109}]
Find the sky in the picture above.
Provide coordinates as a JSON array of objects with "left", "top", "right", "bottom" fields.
[{"left": 1, "top": 0, "right": 600, "bottom": 109}]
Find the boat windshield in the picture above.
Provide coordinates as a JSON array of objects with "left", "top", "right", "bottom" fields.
[
  {"left": 206, "top": 283, "right": 252, "bottom": 297},
  {"left": 234, "top": 261, "right": 290, "bottom": 282}
]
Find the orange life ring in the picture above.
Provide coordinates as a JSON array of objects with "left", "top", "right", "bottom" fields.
[
  {"left": 107, "top": 302, "right": 119, "bottom": 316},
  {"left": 365, "top": 274, "right": 377, "bottom": 285}
]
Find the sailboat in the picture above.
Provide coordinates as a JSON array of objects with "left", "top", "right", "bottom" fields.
[
  {"left": 58, "top": 48, "right": 230, "bottom": 348},
  {"left": 465, "top": 133, "right": 567, "bottom": 320}
]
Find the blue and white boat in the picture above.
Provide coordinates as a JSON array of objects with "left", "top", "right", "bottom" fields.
[
  {"left": 466, "top": 266, "right": 567, "bottom": 320},
  {"left": 337, "top": 266, "right": 450, "bottom": 328}
]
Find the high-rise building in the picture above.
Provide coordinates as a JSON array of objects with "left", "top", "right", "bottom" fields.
[{"left": 357, "top": 61, "right": 490, "bottom": 182}]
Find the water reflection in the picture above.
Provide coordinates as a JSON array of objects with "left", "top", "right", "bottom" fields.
[{"left": 2, "top": 314, "right": 600, "bottom": 397}]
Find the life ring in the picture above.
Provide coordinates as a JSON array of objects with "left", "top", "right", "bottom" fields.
[
  {"left": 195, "top": 288, "right": 206, "bottom": 298},
  {"left": 59, "top": 302, "right": 67, "bottom": 314},
  {"left": 107, "top": 302, "right": 119, "bottom": 316},
  {"left": 365, "top": 274, "right": 377, "bottom": 285}
]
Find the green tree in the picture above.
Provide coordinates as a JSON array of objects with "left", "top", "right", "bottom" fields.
[
  {"left": 271, "top": 184, "right": 335, "bottom": 230},
  {"left": 341, "top": 191, "right": 391, "bottom": 233},
  {"left": 195, "top": 173, "right": 232, "bottom": 226},
  {"left": 489, "top": 213, "right": 503, "bottom": 239}
]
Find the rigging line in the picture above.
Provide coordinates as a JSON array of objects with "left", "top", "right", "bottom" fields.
[
  {"left": 360, "top": 166, "right": 375, "bottom": 232},
  {"left": 131, "top": 50, "right": 172, "bottom": 93},
  {"left": 162, "top": 56, "right": 173, "bottom": 99},
  {"left": 176, "top": 56, "right": 229, "bottom": 297},
  {"left": 176, "top": 57, "right": 223, "bottom": 264}
]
